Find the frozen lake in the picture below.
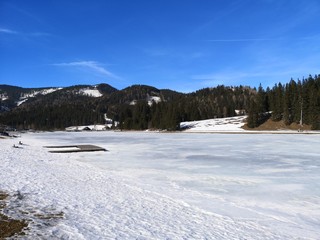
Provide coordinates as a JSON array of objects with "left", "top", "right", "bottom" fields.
[
  {"left": 32, "top": 131, "right": 320, "bottom": 237},
  {"left": 2, "top": 131, "right": 320, "bottom": 239}
]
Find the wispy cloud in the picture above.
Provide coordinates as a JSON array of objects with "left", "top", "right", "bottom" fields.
[
  {"left": 28, "top": 32, "right": 52, "bottom": 37},
  {"left": 192, "top": 71, "right": 255, "bottom": 87},
  {"left": 0, "top": 27, "right": 51, "bottom": 38},
  {"left": 8, "top": 3, "right": 44, "bottom": 24},
  {"left": 206, "top": 38, "right": 282, "bottom": 42},
  {"left": 206, "top": 35, "right": 320, "bottom": 43},
  {"left": 192, "top": 60, "right": 320, "bottom": 88},
  {"left": 52, "top": 61, "right": 120, "bottom": 79},
  {"left": 0, "top": 28, "right": 19, "bottom": 34},
  {"left": 143, "top": 48, "right": 170, "bottom": 57}
]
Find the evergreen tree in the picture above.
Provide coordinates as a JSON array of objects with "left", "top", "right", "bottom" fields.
[{"left": 247, "top": 97, "right": 259, "bottom": 128}]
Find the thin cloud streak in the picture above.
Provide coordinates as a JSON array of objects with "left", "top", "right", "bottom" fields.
[
  {"left": 0, "top": 28, "right": 19, "bottom": 34},
  {"left": 143, "top": 48, "right": 169, "bottom": 57},
  {"left": 206, "top": 35, "right": 320, "bottom": 43},
  {"left": 0, "top": 27, "right": 51, "bottom": 37},
  {"left": 206, "top": 38, "right": 282, "bottom": 42},
  {"left": 28, "top": 32, "right": 52, "bottom": 37},
  {"left": 53, "top": 61, "right": 120, "bottom": 79},
  {"left": 8, "top": 3, "right": 44, "bottom": 24},
  {"left": 192, "top": 64, "right": 320, "bottom": 88}
]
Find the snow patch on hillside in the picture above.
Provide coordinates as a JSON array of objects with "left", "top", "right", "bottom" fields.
[
  {"left": 78, "top": 88, "right": 102, "bottom": 97},
  {"left": 20, "top": 88, "right": 62, "bottom": 99},
  {"left": 17, "top": 88, "right": 62, "bottom": 106},
  {"left": 16, "top": 99, "right": 28, "bottom": 106},
  {"left": 1, "top": 93, "right": 9, "bottom": 101},
  {"left": 180, "top": 116, "right": 247, "bottom": 132},
  {"left": 129, "top": 100, "right": 137, "bottom": 105},
  {"left": 147, "top": 96, "right": 161, "bottom": 106},
  {"left": 129, "top": 95, "right": 162, "bottom": 106},
  {"left": 104, "top": 113, "right": 113, "bottom": 124}
]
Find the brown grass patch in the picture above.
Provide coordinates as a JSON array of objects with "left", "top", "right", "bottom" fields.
[
  {"left": 0, "top": 190, "right": 65, "bottom": 239},
  {"left": 243, "top": 119, "right": 311, "bottom": 131},
  {"left": 0, "top": 213, "right": 28, "bottom": 239},
  {"left": 0, "top": 191, "right": 28, "bottom": 239}
]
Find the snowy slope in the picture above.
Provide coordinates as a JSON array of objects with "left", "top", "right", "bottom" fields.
[
  {"left": 1, "top": 132, "right": 319, "bottom": 239},
  {"left": 130, "top": 95, "right": 162, "bottom": 106},
  {"left": 16, "top": 88, "right": 62, "bottom": 106},
  {"left": 147, "top": 96, "right": 161, "bottom": 106},
  {"left": 7, "top": 86, "right": 102, "bottom": 107},
  {"left": 0, "top": 93, "right": 9, "bottom": 101},
  {"left": 180, "top": 115, "right": 247, "bottom": 132},
  {"left": 77, "top": 88, "right": 102, "bottom": 97}
]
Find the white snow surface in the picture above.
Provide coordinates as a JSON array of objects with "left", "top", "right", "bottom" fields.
[
  {"left": 129, "top": 96, "right": 162, "bottom": 106},
  {"left": 65, "top": 124, "right": 108, "bottom": 131},
  {"left": 16, "top": 88, "right": 62, "bottom": 106},
  {"left": 1, "top": 93, "right": 9, "bottom": 101},
  {"left": 21, "top": 88, "right": 61, "bottom": 99},
  {"left": 78, "top": 88, "right": 102, "bottom": 97},
  {"left": 147, "top": 96, "right": 161, "bottom": 106},
  {"left": 16, "top": 98, "right": 28, "bottom": 106},
  {"left": 1, "top": 132, "right": 320, "bottom": 239},
  {"left": 180, "top": 116, "right": 247, "bottom": 132},
  {"left": 12, "top": 87, "right": 101, "bottom": 106}
]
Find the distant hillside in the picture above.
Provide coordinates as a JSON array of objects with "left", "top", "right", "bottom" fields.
[
  {"left": 0, "top": 85, "right": 60, "bottom": 110},
  {"left": 1, "top": 75, "right": 319, "bottom": 130},
  {"left": 0, "top": 83, "right": 252, "bottom": 130}
]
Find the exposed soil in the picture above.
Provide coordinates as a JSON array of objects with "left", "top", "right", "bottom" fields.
[
  {"left": 0, "top": 190, "right": 65, "bottom": 239},
  {"left": 0, "top": 192, "right": 28, "bottom": 239},
  {"left": 243, "top": 119, "right": 311, "bottom": 131},
  {"left": 0, "top": 213, "right": 28, "bottom": 239}
]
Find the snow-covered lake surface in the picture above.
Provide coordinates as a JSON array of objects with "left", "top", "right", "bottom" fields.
[{"left": 1, "top": 131, "right": 320, "bottom": 239}]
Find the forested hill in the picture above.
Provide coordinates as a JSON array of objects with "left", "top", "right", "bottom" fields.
[
  {"left": 247, "top": 75, "right": 320, "bottom": 130},
  {"left": 1, "top": 74, "right": 320, "bottom": 130}
]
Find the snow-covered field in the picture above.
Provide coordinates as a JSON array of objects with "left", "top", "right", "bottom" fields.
[
  {"left": 1, "top": 131, "right": 320, "bottom": 239},
  {"left": 180, "top": 116, "right": 247, "bottom": 132}
]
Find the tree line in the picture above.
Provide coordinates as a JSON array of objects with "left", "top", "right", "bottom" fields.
[
  {"left": 1, "top": 75, "right": 319, "bottom": 130},
  {"left": 0, "top": 85, "right": 253, "bottom": 130},
  {"left": 247, "top": 75, "right": 320, "bottom": 129},
  {"left": 102, "top": 85, "right": 254, "bottom": 130}
]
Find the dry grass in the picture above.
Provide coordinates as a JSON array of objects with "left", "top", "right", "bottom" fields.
[
  {"left": 0, "top": 213, "right": 28, "bottom": 239},
  {"left": 243, "top": 119, "right": 311, "bottom": 131},
  {"left": 0, "top": 190, "right": 65, "bottom": 239}
]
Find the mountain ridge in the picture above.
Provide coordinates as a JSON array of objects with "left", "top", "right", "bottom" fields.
[
  {"left": 0, "top": 82, "right": 252, "bottom": 130},
  {"left": 1, "top": 74, "right": 319, "bottom": 131}
]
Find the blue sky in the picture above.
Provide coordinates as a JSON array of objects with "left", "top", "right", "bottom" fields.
[{"left": 1, "top": 0, "right": 320, "bottom": 92}]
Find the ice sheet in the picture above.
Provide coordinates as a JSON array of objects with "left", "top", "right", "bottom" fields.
[{"left": 1, "top": 131, "right": 319, "bottom": 239}]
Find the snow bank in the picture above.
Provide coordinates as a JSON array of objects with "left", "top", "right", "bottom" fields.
[
  {"left": 179, "top": 116, "right": 319, "bottom": 134},
  {"left": 180, "top": 116, "right": 246, "bottom": 132},
  {"left": 65, "top": 124, "right": 108, "bottom": 131}
]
